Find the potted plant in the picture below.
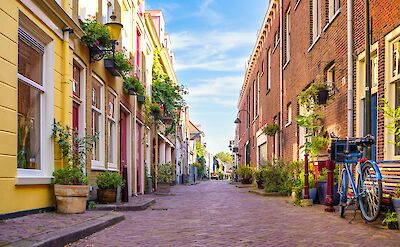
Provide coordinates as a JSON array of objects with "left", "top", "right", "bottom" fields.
[
  {"left": 300, "top": 166, "right": 318, "bottom": 204},
  {"left": 96, "top": 171, "right": 124, "bottom": 204},
  {"left": 123, "top": 75, "right": 145, "bottom": 96},
  {"left": 150, "top": 103, "right": 162, "bottom": 120},
  {"left": 316, "top": 83, "right": 329, "bottom": 105},
  {"left": 382, "top": 210, "right": 399, "bottom": 230},
  {"left": 237, "top": 165, "right": 253, "bottom": 184},
  {"left": 52, "top": 121, "right": 96, "bottom": 214},
  {"left": 263, "top": 123, "right": 279, "bottom": 136},
  {"left": 392, "top": 187, "right": 400, "bottom": 224},
  {"left": 104, "top": 49, "right": 132, "bottom": 77},
  {"left": 157, "top": 163, "right": 174, "bottom": 193},
  {"left": 254, "top": 166, "right": 267, "bottom": 189},
  {"left": 317, "top": 167, "right": 328, "bottom": 204},
  {"left": 80, "top": 18, "right": 112, "bottom": 48}
]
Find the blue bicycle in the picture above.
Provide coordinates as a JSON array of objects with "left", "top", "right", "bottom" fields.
[{"left": 330, "top": 133, "right": 382, "bottom": 222}]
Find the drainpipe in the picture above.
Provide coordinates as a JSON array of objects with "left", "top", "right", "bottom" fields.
[
  {"left": 347, "top": 0, "right": 354, "bottom": 138},
  {"left": 61, "top": 29, "right": 72, "bottom": 125},
  {"left": 279, "top": 0, "right": 284, "bottom": 157}
]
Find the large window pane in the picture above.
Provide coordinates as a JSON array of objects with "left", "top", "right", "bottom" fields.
[
  {"left": 18, "top": 36, "right": 43, "bottom": 85},
  {"left": 92, "top": 110, "right": 100, "bottom": 161},
  {"left": 17, "top": 80, "right": 41, "bottom": 169},
  {"left": 396, "top": 80, "right": 400, "bottom": 156}
]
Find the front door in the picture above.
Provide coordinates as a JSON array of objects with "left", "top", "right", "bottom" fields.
[
  {"left": 120, "top": 110, "right": 129, "bottom": 202},
  {"left": 363, "top": 93, "right": 378, "bottom": 160},
  {"left": 136, "top": 122, "right": 142, "bottom": 194}
]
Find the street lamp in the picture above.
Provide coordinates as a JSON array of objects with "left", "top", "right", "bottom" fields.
[
  {"left": 90, "top": 13, "right": 123, "bottom": 62},
  {"left": 234, "top": 109, "right": 251, "bottom": 165}
]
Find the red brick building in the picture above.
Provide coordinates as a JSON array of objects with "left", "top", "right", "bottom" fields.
[{"left": 235, "top": 0, "right": 400, "bottom": 167}]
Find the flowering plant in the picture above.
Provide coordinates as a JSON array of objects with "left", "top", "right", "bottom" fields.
[
  {"left": 80, "top": 19, "right": 112, "bottom": 48},
  {"left": 105, "top": 48, "right": 132, "bottom": 76}
]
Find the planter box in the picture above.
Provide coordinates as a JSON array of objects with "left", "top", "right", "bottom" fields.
[
  {"left": 104, "top": 59, "right": 120, "bottom": 76},
  {"left": 97, "top": 188, "right": 117, "bottom": 204},
  {"left": 302, "top": 188, "right": 318, "bottom": 204},
  {"left": 318, "top": 181, "right": 327, "bottom": 204},
  {"left": 317, "top": 89, "right": 329, "bottom": 105},
  {"left": 54, "top": 184, "right": 89, "bottom": 214},
  {"left": 137, "top": 95, "right": 145, "bottom": 103},
  {"left": 157, "top": 182, "right": 171, "bottom": 194}
]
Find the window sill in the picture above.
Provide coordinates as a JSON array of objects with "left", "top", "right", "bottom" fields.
[
  {"left": 252, "top": 115, "right": 259, "bottom": 124},
  {"left": 285, "top": 121, "right": 292, "bottom": 128},
  {"left": 283, "top": 59, "right": 290, "bottom": 70},
  {"left": 308, "top": 35, "right": 321, "bottom": 52},
  {"left": 91, "top": 161, "right": 107, "bottom": 171},
  {"left": 322, "top": 9, "right": 341, "bottom": 33},
  {"left": 272, "top": 41, "right": 280, "bottom": 54},
  {"left": 294, "top": 0, "right": 301, "bottom": 11},
  {"left": 16, "top": 177, "right": 53, "bottom": 185},
  {"left": 266, "top": 88, "right": 271, "bottom": 95}
]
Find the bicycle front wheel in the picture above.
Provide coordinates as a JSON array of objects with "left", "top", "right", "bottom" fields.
[{"left": 358, "top": 161, "right": 382, "bottom": 222}]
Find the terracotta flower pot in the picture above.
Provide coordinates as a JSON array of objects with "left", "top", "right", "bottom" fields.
[
  {"left": 54, "top": 184, "right": 89, "bottom": 214},
  {"left": 97, "top": 188, "right": 117, "bottom": 204}
]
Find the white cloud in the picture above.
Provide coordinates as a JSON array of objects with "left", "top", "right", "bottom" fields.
[{"left": 195, "top": 0, "right": 223, "bottom": 24}]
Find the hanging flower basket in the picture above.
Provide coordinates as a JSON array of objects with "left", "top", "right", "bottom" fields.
[
  {"left": 263, "top": 123, "right": 279, "bottom": 136},
  {"left": 137, "top": 95, "right": 145, "bottom": 103},
  {"left": 317, "top": 89, "right": 329, "bottom": 105},
  {"left": 163, "top": 114, "right": 173, "bottom": 124},
  {"left": 104, "top": 58, "right": 119, "bottom": 76}
]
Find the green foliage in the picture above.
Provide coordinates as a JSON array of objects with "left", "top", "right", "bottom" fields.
[
  {"left": 237, "top": 165, "right": 253, "bottom": 181},
  {"left": 152, "top": 49, "right": 186, "bottom": 133},
  {"left": 150, "top": 103, "right": 162, "bottom": 120},
  {"left": 195, "top": 142, "right": 206, "bottom": 158},
  {"left": 105, "top": 49, "right": 132, "bottom": 77},
  {"left": 52, "top": 121, "right": 96, "bottom": 185},
  {"left": 53, "top": 165, "right": 88, "bottom": 185},
  {"left": 380, "top": 98, "right": 400, "bottom": 148},
  {"left": 96, "top": 171, "right": 124, "bottom": 189},
  {"left": 215, "top": 152, "right": 233, "bottom": 164},
  {"left": 80, "top": 19, "right": 112, "bottom": 48},
  {"left": 253, "top": 166, "right": 269, "bottom": 188},
  {"left": 393, "top": 187, "right": 400, "bottom": 199},
  {"left": 88, "top": 201, "right": 96, "bottom": 210},
  {"left": 263, "top": 123, "right": 279, "bottom": 136},
  {"left": 382, "top": 210, "right": 398, "bottom": 227},
  {"left": 263, "top": 160, "right": 292, "bottom": 194},
  {"left": 144, "top": 165, "right": 149, "bottom": 194},
  {"left": 157, "top": 163, "right": 174, "bottom": 183},
  {"left": 123, "top": 76, "right": 145, "bottom": 95}
]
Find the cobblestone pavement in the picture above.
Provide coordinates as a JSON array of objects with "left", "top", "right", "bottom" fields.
[
  {"left": 72, "top": 181, "right": 400, "bottom": 247},
  {"left": 0, "top": 211, "right": 113, "bottom": 245}
]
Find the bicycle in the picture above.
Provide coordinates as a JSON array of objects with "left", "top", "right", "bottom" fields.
[{"left": 330, "top": 133, "right": 382, "bottom": 222}]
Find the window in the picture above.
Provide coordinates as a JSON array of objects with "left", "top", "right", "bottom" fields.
[
  {"left": 267, "top": 48, "right": 271, "bottom": 91},
  {"left": 328, "top": 0, "right": 340, "bottom": 21},
  {"left": 273, "top": 116, "right": 279, "bottom": 158},
  {"left": 312, "top": 0, "right": 321, "bottom": 42},
  {"left": 286, "top": 103, "right": 292, "bottom": 126},
  {"left": 92, "top": 77, "right": 105, "bottom": 169},
  {"left": 392, "top": 41, "right": 400, "bottom": 79},
  {"left": 256, "top": 73, "right": 260, "bottom": 117},
  {"left": 285, "top": 8, "right": 291, "bottom": 63},
  {"left": 372, "top": 55, "right": 378, "bottom": 88},
  {"left": 78, "top": 0, "right": 98, "bottom": 19},
  {"left": 258, "top": 142, "right": 267, "bottom": 167},
  {"left": 107, "top": 90, "right": 118, "bottom": 170},
  {"left": 326, "top": 63, "right": 336, "bottom": 95},
  {"left": 102, "top": 0, "right": 114, "bottom": 23},
  {"left": 274, "top": 31, "right": 279, "bottom": 48},
  {"left": 17, "top": 31, "right": 44, "bottom": 170}
]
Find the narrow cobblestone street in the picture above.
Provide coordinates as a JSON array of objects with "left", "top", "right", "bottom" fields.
[{"left": 73, "top": 181, "right": 400, "bottom": 246}]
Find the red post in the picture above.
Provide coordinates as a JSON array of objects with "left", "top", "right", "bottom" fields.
[
  {"left": 325, "top": 159, "right": 335, "bottom": 212},
  {"left": 304, "top": 153, "right": 310, "bottom": 199}
]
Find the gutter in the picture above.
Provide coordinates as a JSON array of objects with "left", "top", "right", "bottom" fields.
[
  {"left": 279, "top": 0, "right": 284, "bottom": 157},
  {"left": 347, "top": 0, "right": 354, "bottom": 137}
]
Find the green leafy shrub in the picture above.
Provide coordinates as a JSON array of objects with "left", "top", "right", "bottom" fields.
[
  {"left": 382, "top": 210, "right": 398, "bottom": 229},
  {"left": 96, "top": 171, "right": 124, "bottom": 189},
  {"left": 263, "top": 160, "right": 292, "bottom": 195},
  {"left": 263, "top": 123, "right": 279, "bottom": 136},
  {"left": 158, "top": 163, "right": 174, "bottom": 183},
  {"left": 53, "top": 165, "right": 88, "bottom": 185},
  {"left": 80, "top": 19, "right": 112, "bottom": 47},
  {"left": 254, "top": 166, "right": 269, "bottom": 189},
  {"left": 105, "top": 49, "right": 132, "bottom": 76},
  {"left": 237, "top": 165, "right": 253, "bottom": 183},
  {"left": 123, "top": 76, "right": 145, "bottom": 95}
]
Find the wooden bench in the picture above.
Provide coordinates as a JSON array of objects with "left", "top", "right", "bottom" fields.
[{"left": 377, "top": 160, "right": 400, "bottom": 205}]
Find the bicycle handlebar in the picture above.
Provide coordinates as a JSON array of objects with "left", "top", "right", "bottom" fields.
[{"left": 329, "top": 132, "right": 375, "bottom": 147}]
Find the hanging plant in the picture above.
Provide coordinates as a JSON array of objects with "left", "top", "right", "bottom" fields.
[
  {"left": 263, "top": 123, "right": 279, "bottom": 136},
  {"left": 80, "top": 19, "right": 112, "bottom": 48},
  {"left": 150, "top": 103, "right": 162, "bottom": 120},
  {"left": 123, "top": 75, "right": 145, "bottom": 96},
  {"left": 104, "top": 49, "right": 132, "bottom": 77}
]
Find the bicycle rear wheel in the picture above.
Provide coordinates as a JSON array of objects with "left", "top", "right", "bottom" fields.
[
  {"left": 339, "top": 168, "right": 348, "bottom": 218},
  {"left": 358, "top": 161, "right": 382, "bottom": 222}
]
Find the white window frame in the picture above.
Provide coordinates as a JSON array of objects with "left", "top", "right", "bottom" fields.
[
  {"left": 102, "top": 0, "right": 115, "bottom": 24},
  {"left": 384, "top": 29, "right": 400, "bottom": 160},
  {"left": 16, "top": 25, "right": 54, "bottom": 185},
  {"left": 286, "top": 103, "right": 292, "bottom": 127},
  {"left": 78, "top": 0, "right": 98, "bottom": 20},
  {"left": 312, "top": 0, "right": 321, "bottom": 41},
  {"left": 326, "top": 63, "right": 336, "bottom": 95},
  {"left": 107, "top": 88, "right": 118, "bottom": 171},
  {"left": 267, "top": 48, "right": 271, "bottom": 91},
  {"left": 328, "top": 0, "right": 340, "bottom": 21},
  {"left": 91, "top": 75, "right": 106, "bottom": 170},
  {"left": 285, "top": 8, "right": 291, "bottom": 63},
  {"left": 256, "top": 72, "right": 260, "bottom": 117}
]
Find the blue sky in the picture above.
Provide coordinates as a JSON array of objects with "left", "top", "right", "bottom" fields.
[{"left": 147, "top": 0, "right": 268, "bottom": 155}]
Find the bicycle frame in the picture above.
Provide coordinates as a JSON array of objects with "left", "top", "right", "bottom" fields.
[{"left": 340, "top": 160, "right": 382, "bottom": 202}]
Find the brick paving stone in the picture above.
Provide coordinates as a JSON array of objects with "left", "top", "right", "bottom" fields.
[
  {"left": 72, "top": 181, "right": 400, "bottom": 247},
  {"left": 0, "top": 211, "right": 113, "bottom": 246}
]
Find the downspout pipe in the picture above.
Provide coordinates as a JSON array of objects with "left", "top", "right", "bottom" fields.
[
  {"left": 347, "top": 0, "right": 354, "bottom": 138},
  {"left": 62, "top": 28, "right": 72, "bottom": 125},
  {"left": 279, "top": 0, "right": 284, "bottom": 157}
]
